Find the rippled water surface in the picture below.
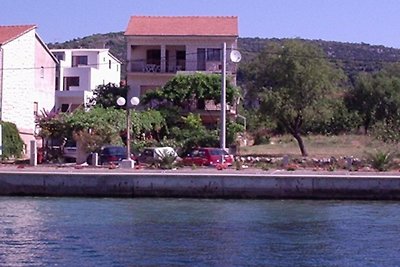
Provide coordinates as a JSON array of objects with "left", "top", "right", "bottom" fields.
[{"left": 0, "top": 197, "right": 400, "bottom": 266}]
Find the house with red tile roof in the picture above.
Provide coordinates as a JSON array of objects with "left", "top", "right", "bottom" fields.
[
  {"left": 0, "top": 25, "right": 57, "bottom": 156},
  {"left": 124, "top": 16, "right": 239, "bottom": 123}
]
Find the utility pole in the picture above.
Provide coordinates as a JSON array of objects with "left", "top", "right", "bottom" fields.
[{"left": 220, "top": 42, "right": 227, "bottom": 150}]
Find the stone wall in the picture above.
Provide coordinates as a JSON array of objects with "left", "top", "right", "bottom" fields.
[{"left": 0, "top": 172, "right": 400, "bottom": 200}]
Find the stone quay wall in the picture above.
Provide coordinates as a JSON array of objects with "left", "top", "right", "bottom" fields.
[{"left": 1, "top": 171, "right": 400, "bottom": 200}]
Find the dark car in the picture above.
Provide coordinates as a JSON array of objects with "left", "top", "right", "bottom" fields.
[
  {"left": 88, "top": 145, "right": 136, "bottom": 165},
  {"left": 182, "top": 147, "right": 234, "bottom": 166}
]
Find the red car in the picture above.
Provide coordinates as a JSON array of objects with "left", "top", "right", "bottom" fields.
[{"left": 182, "top": 147, "right": 234, "bottom": 166}]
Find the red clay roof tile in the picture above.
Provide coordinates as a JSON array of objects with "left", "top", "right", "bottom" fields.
[
  {"left": 125, "top": 16, "right": 238, "bottom": 36},
  {"left": 0, "top": 25, "right": 36, "bottom": 45}
]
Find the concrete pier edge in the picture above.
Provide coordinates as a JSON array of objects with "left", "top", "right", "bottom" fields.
[{"left": 1, "top": 170, "right": 400, "bottom": 200}]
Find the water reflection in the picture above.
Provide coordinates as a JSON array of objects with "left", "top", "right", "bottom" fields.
[{"left": 0, "top": 197, "right": 399, "bottom": 266}]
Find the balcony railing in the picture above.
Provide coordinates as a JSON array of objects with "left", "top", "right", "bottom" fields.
[
  {"left": 130, "top": 61, "right": 160, "bottom": 72},
  {"left": 129, "top": 60, "right": 237, "bottom": 73}
]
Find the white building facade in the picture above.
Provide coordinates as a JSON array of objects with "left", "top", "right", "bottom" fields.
[
  {"left": 50, "top": 49, "right": 121, "bottom": 112},
  {"left": 0, "top": 25, "right": 57, "bottom": 154}
]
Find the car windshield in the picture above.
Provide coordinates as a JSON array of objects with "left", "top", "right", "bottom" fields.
[{"left": 64, "top": 140, "right": 76, "bottom": 147}]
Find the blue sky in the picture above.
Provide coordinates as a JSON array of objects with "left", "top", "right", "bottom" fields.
[{"left": 1, "top": 0, "right": 400, "bottom": 48}]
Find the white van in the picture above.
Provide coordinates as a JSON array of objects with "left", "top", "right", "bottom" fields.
[{"left": 137, "top": 147, "right": 179, "bottom": 165}]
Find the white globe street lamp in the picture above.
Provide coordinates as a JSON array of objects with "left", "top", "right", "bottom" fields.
[
  {"left": 116, "top": 97, "right": 126, "bottom": 106},
  {"left": 117, "top": 96, "right": 140, "bottom": 168},
  {"left": 220, "top": 43, "right": 241, "bottom": 150}
]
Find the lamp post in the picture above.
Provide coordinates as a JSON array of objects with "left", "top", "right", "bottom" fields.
[
  {"left": 220, "top": 43, "right": 241, "bottom": 150},
  {"left": 117, "top": 96, "right": 140, "bottom": 168}
]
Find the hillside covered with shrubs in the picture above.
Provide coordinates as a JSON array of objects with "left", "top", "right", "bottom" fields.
[{"left": 48, "top": 32, "right": 400, "bottom": 78}]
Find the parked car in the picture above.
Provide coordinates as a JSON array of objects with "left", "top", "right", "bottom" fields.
[
  {"left": 62, "top": 139, "right": 77, "bottom": 162},
  {"left": 137, "top": 147, "right": 179, "bottom": 165},
  {"left": 87, "top": 145, "right": 137, "bottom": 165},
  {"left": 182, "top": 147, "right": 234, "bottom": 166}
]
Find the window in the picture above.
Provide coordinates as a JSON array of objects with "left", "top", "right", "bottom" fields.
[
  {"left": 54, "top": 52, "right": 65, "bottom": 61},
  {"left": 64, "top": 76, "right": 79, "bottom": 90},
  {"left": 72, "top": 55, "right": 88, "bottom": 67},
  {"left": 33, "top": 102, "right": 38, "bottom": 116},
  {"left": 56, "top": 77, "right": 60, "bottom": 90},
  {"left": 40, "top": 66, "right": 44, "bottom": 78},
  {"left": 109, "top": 60, "right": 112, "bottom": 69},
  {"left": 206, "top": 48, "right": 221, "bottom": 61},
  {"left": 146, "top": 49, "right": 161, "bottom": 65},
  {"left": 197, "top": 48, "right": 206, "bottom": 70},
  {"left": 61, "top": 104, "right": 70, "bottom": 112},
  {"left": 176, "top": 51, "right": 186, "bottom": 70}
]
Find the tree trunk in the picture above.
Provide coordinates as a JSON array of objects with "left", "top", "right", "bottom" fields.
[
  {"left": 364, "top": 115, "right": 371, "bottom": 135},
  {"left": 76, "top": 139, "right": 88, "bottom": 165},
  {"left": 364, "top": 122, "right": 369, "bottom": 135},
  {"left": 293, "top": 132, "right": 308, "bottom": 157}
]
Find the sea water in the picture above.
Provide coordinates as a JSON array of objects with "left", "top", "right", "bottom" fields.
[{"left": 0, "top": 197, "right": 399, "bottom": 266}]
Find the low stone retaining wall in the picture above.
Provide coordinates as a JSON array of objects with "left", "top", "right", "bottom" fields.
[{"left": 0, "top": 172, "right": 400, "bottom": 200}]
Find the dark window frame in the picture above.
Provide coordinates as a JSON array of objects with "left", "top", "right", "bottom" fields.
[
  {"left": 64, "top": 76, "right": 80, "bottom": 90},
  {"left": 146, "top": 49, "right": 161, "bottom": 65},
  {"left": 72, "top": 55, "right": 88, "bottom": 67},
  {"left": 206, "top": 48, "right": 221, "bottom": 61}
]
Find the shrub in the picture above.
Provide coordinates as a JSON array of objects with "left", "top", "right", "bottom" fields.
[
  {"left": 158, "top": 153, "right": 177, "bottom": 169},
  {"left": 372, "top": 120, "right": 400, "bottom": 143},
  {"left": 155, "top": 148, "right": 178, "bottom": 169},
  {"left": 253, "top": 128, "right": 271, "bottom": 145},
  {"left": 304, "top": 100, "right": 361, "bottom": 135},
  {"left": 226, "top": 121, "right": 245, "bottom": 146},
  {"left": 254, "top": 135, "right": 270, "bottom": 145},
  {"left": 234, "top": 158, "right": 243, "bottom": 170},
  {"left": 0, "top": 121, "right": 24, "bottom": 159},
  {"left": 365, "top": 149, "right": 397, "bottom": 171},
  {"left": 130, "top": 139, "right": 164, "bottom": 155}
]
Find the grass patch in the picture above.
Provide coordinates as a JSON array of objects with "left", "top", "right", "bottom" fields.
[{"left": 239, "top": 134, "right": 400, "bottom": 159}]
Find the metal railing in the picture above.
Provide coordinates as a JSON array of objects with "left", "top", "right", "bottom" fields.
[{"left": 129, "top": 60, "right": 237, "bottom": 73}]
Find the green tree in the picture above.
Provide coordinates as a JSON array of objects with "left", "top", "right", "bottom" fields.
[
  {"left": 37, "top": 110, "right": 70, "bottom": 140},
  {"left": 303, "top": 98, "right": 361, "bottom": 135},
  {"left": 37, "top": 105, "right": 168, "bottom": 163},
  {"left": 0, "top": 121, "right": 24, "bottom": 159},
  {"left": 131, "top": 108, "right": 167, "bottom": 142},
  {"left": 64, "top": 107, "right": 126, "bottom": 163},
  {"left": 345, "top": 71, "right": 400, "bottom": 134},
  {"left": 169, "top": 113, "right": 219, "bottom": 153},
  {"left": 246, "top": 40, "right": 344, "bottom": 156},
  {"left": 89, "top": 83, "right": 128, "bottom": 109},
  {"left": 141, "top": 72, "right": 239, "bottom": 110},
  {"left": 87, "top": 82, "right": 168, "bottom": 145}
]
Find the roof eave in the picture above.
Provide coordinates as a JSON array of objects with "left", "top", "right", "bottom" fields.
[
  {"left": 124, "top": 33, "right": 238, "bottom": 38},
  {"left": 35, "top": 33, "right": 58, "bottom": 64},
  {"left": 0, "top": 25, "right": 36, "bottom": 46},
  {"left": 108, "top": 51, "right": 122, "bottom": 64}
]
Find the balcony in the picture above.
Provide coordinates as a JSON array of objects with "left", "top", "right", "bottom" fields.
[
  {"left": 130, "top": 61, "right": 156, "bottom": 72},
  {"left": 129, "top": 59, "right": 237, "bottom": 74}
]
